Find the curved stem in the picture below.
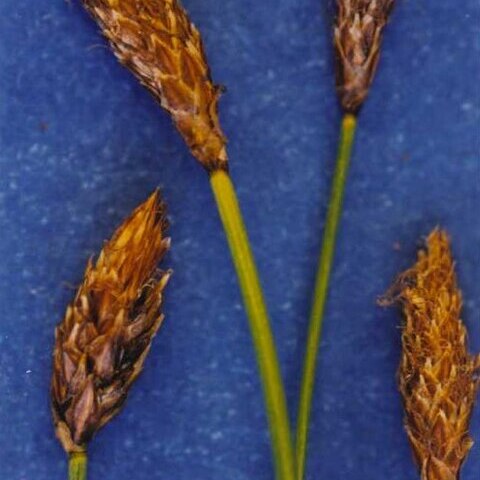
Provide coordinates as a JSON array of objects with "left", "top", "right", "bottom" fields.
[
  {"left": 295, "top": 114, "right": 357, "bottom": 480},
  {"left": 210, "top": 170, "right": 296, "bottom": 480},
  {"left": 69, "top": 451, "right": 87, "bottom": 480}
]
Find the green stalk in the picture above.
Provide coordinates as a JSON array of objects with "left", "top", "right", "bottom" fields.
[
  {"left": 295, "top": 114, "right": 357, "bottom": 480},
  {"left": 69, "top": 452, "right": 87, "bottom": 480},
  {"left": 210, "top": 170, "right": 296, "bottom": 480}
]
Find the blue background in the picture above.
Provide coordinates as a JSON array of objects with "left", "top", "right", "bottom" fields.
[{"left": 0, "top": 1, "right": 479, "bottom": 479}]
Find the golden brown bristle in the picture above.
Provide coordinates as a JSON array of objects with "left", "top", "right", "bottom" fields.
[{"left": 382, "top": 229, "right": 479, "bottom": 480}]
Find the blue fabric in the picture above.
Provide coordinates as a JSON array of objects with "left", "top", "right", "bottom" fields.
[{"left": 0, "top": 1, "right": 479, "bottom": 479}]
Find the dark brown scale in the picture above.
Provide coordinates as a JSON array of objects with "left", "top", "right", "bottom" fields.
[
  {"left": 334, "top": 0, "right": 395, "bottom": 113},
  {"left": 81, "top": 0, "right": 228, "bottom": 171},
  {"left": 51, "top": 191, "right": 171, "bottom": 453}
]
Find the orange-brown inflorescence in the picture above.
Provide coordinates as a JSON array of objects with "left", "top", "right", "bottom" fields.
[
  {"left": 383, "top": 229, "right": 479, "bottom": 480},
  {"left": 51, "top": 191, "right": 171, "bottom": 453},
  {"left": 81, "top": 0, "right": 228, "bottom": 171},
  {"left": 334, "top": 0, "right": 395, "bottom": 113}
]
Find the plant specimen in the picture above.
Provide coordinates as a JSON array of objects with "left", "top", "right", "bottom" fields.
[
  {"left": 296, "top": 1, "right": 396, "bottom": 478},
  {"left": 78, "top": 1, "right": 295, "bottom": 478},
  {"left": 382, "top": 229, "right": 479, "bottom": 480},
  {"left": 51, "top": 191, "right": 171, "bottom": 480}
]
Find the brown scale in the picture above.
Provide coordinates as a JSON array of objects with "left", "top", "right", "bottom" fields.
[
  {"left": 334, "top": 0, "right": 395, "bottom": 113},
  {"left": 51, "top": 191, "right": 171, "bottom": 453},
  {"left": 81, "top": 0, "right": 228, "bottom": 171}
]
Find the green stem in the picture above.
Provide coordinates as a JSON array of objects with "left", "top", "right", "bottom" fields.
[
  {"left": 69, "top": 451, "right": 87, "bottom": 480},
  {"left": 295, "top": 114, "right": 357, "bottom": 480},
  {"left": 210, "top": 170, "right": 296, "bottom": 480}
]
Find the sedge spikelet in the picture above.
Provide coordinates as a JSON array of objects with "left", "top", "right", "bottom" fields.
[
  {"left": 334, "top": 0, "right": 395, "bottom": 113},
  {"left": 51, "top": 191, "right": 171, "bottom": 454},
  {"left": 81, "top": 0, "right": 228, "bottom": 171},
  {"left": 383, "top": 229, "right": 480, "bottom": 480}
]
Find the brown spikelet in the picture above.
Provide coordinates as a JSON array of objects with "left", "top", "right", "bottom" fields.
[
  {"left": 51, "top": 191, "right": 172, "bottom": 453},
  {"left": 382, "top": 229, "right": 480, "bottom": 480},
  {"left": 81, "top": 0, "right": 228, "bottom": 171},
  {"left": 334, "top": 0, "right": 395, "bottom": 113}
]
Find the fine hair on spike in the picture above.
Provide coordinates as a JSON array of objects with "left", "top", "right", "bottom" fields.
[{"left": 382, "top": 228, "right": 480, "bottom": 480}]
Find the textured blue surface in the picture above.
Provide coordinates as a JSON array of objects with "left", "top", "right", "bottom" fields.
[{"left": 0, "top": 1, "right": 479, "bottom": 479}]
